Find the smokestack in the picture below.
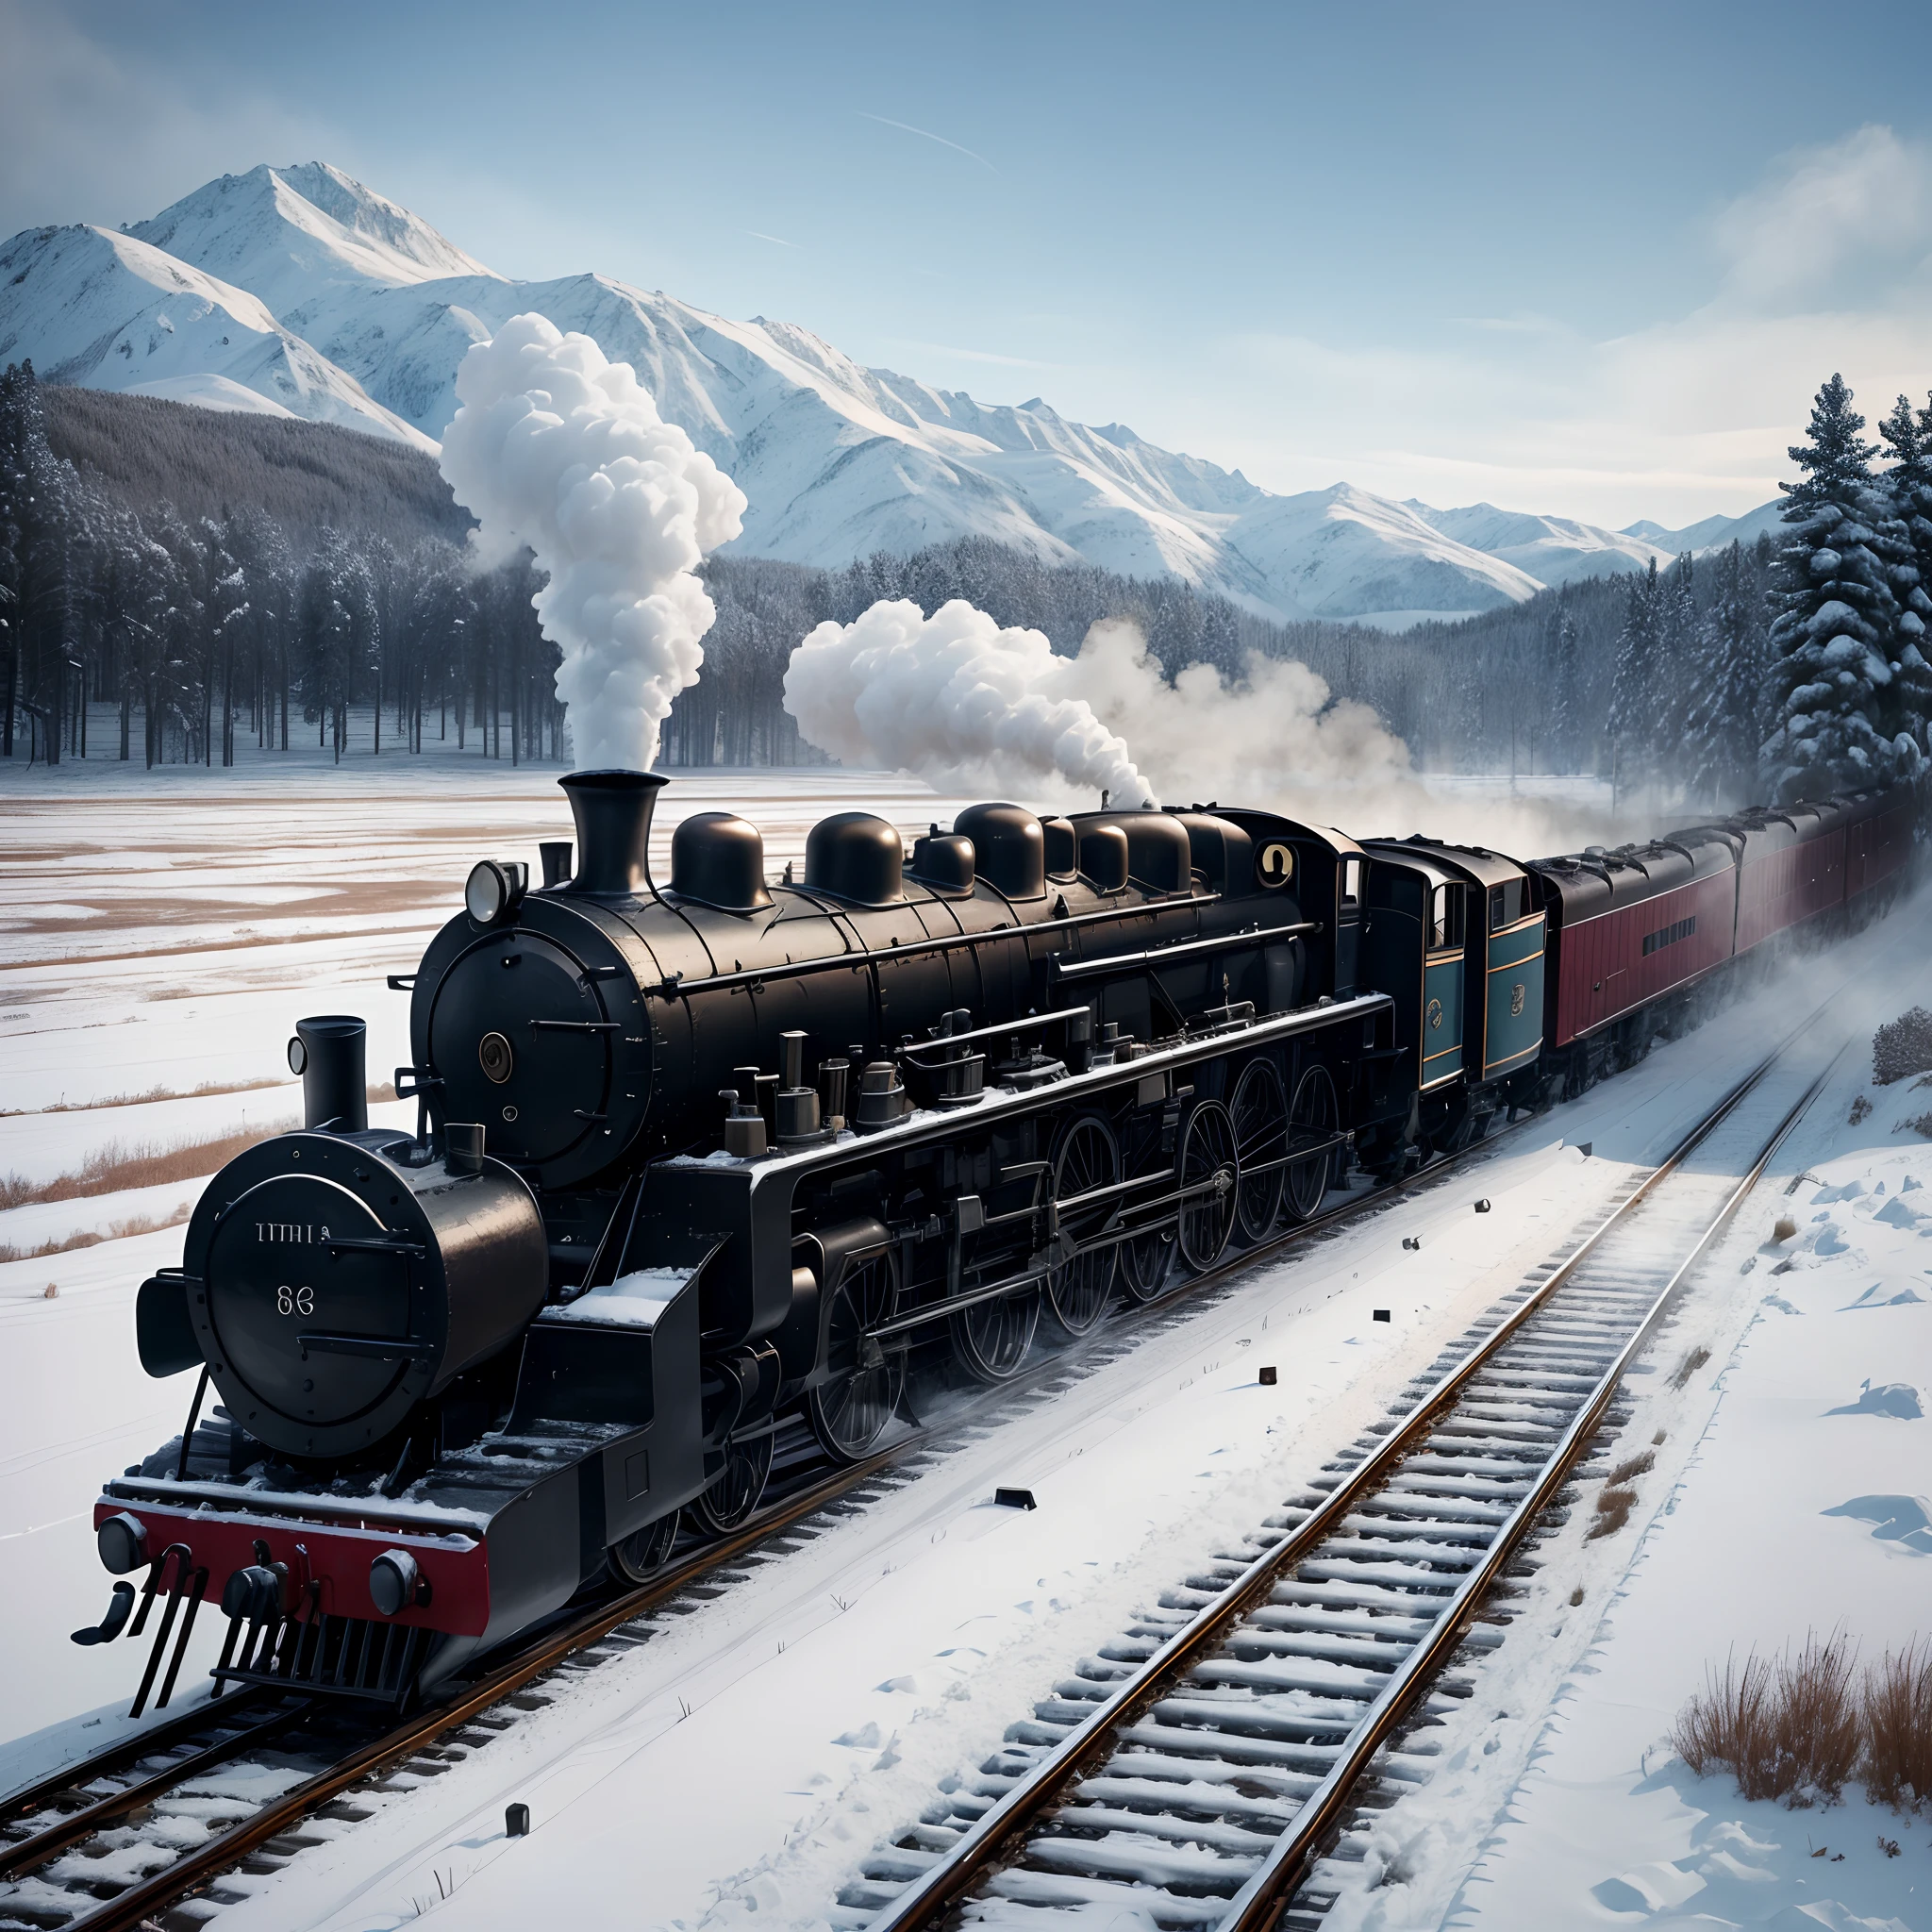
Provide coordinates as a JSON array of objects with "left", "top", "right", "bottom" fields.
[
  {"left": 289, "top": 1016, "right": 368, "bottom": 1132},
  {"left": 559, "top": 770, "right": 667, "bottom": 896}
]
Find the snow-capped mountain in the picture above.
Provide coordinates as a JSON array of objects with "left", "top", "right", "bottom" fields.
[
  {"left": 1621, "top": 501, "right": 1787, "bottom": 554},
  {"left": 129, "top": 162, "right": 498, "bottom": 323},
  {"left": 1405, "top": 502, "right": 1672, "bottom": 590},
  {"left": 0, "top": 163, "right": 1778, "bottom": 626},
  {"left": 0, "top": 220, "right": 431, "bottom": 446}
]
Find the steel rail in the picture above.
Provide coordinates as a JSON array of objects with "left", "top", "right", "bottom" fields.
[
  {"left": 0, "top": 1689, "right": 272, "bottom": 1840},
  {"left": 865, "top": 1043, "right": 1817, "bottom": 1932},
  {"left": 0, "top": 1700, "right": 311, "bottom": 1883},
  {"left": 42, "top": 1435, "right": 914, "bottom": 1932},
  {"left": 1216, "top": 1054, "right": 1836, "bottom": 1931}
]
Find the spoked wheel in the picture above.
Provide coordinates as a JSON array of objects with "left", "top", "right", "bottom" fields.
[
  {"left": 952, "top": 1279, "right": 1041, "bottom": 1382},
  {"left": 1044, "top": 1113, "right": 1121, "bottom": 1339},
  {"left": 1284, "top": 1065, "right": 1340, "bottom": 1222},
  {"left": 807, "top": 1249, "right": 906, "bottom": 1462},
  {"left": 607, "top": 1511, "right": 679, "bottom": 1586},
  {"left": 687, "top": 1431, "right": 774, "bottom": 1537},
  {"left": 1229, "top": 1058, "right": 1287, "bottom": 1243},
  {"left": 1118, "top": 1143, "right": 1177, "bottom": 1303},
  {"left": 1176, "top": 1098, "right": 1240, "bottom": 1272}
]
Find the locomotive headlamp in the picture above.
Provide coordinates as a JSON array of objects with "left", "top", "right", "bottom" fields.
[
  {"left": 370, "top": 1548, "right": 425, "bottom": 1617},
  {"left": 96, "top": 1511, "right": 147, "bottom": 1574},
  {"left": 465, "top": 859, "right": 528, "bottom": 926}
]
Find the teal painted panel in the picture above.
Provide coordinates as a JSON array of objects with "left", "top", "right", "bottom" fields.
[
  {"left": 1484, "top": 919, "right": 1545, "bottom": 1074},
  {"left": 1422, "top": 956, "right": 1463, "bottom": 1085}
]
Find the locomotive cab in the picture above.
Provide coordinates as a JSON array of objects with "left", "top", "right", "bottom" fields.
[{"left": 1359, "top": 838, "right": 1544, "bottom": 1154}]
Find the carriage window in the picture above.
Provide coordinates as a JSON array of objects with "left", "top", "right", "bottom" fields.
[
  {"left": 1429, "top": 883, "right": 1463, "bottom": 951},
  {"left": 1488, "top": 879, "right": 1524, "bottom": 929},
  {"left": 1341, "top": 858, "right": 1361, "bottom": 905}
]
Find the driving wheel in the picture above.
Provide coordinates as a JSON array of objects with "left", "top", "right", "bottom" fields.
[
  {"left": 807, "top": 1249, "right": 906, "bottom": 1461},
  {"left": 1176, "top": 1097, "right": 1240, "bottom": 1272},
  {"left": 1043, "top": 1112, "right": 1121, "bottom": 1339}
]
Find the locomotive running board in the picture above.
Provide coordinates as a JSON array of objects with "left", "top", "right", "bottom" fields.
[{"left": 664, "top": 991, "right": 1393, "bottom": 1189}]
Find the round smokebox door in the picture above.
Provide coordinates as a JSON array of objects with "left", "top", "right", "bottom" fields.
[
  {"left": 428, "top": 933, "right": 612, "bottom": 1166},
  {"left": 205, "top": 1174, "right": 418, "bottom": 1434}
]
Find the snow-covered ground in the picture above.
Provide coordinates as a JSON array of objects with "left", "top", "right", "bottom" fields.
[
  {"left": 1421, "top": 1052, "right": 1932, "bottom": 1929},
  {"left": 3, "top": 767, "right": 1928, "bottom": 1932}
]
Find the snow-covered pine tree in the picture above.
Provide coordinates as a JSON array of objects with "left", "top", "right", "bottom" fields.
[
  {"left": 1682, "top": 541, "right": 1761, "bottom": 808},
  {"left": 1607, "top": 557, "right": 1662, "bottom": 791},
  {"left": 1653, "top": 553, "right": 1697, "bottom": 758},
  {"left": 1877, "top": 391, "right": 1932, "bottom": 751},
  {"left": 1544, "top": 600, "right": 1581, "bottom": 771},
  {"left": 1761, "top": 374, "right": 1916, "bottom": 799}
]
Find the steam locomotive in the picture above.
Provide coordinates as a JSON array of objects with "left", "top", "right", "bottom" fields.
[{"left": 76, "top": 768, "right": 1920, "bottom": 1714}]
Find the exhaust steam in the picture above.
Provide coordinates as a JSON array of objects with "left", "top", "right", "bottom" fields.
[
  {"left": 439, "top": 313, "right": 746, "bottom": 773},
  {"left": 783, "top": 599, "right": 1154, "bottom": 805}
]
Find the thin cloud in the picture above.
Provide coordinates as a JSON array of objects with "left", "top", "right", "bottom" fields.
[
  {"left": 858, "top": 111, "right": 999, "bottom": 175},
  {"left": 746, "top": 230, "right": 798, "bottom": 248},
  {"left": 893, "top": 339, "right": 1054, "bottom": 370},
  {"left": 1713, "top": 124, "right": 1932, "bottom": 313}
]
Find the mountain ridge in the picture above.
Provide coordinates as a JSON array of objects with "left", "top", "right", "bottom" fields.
[{"left": 0, "top": 162, "right": 1780, "bottom": 626}]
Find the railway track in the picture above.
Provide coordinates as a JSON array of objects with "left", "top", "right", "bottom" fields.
[
  {"left": 0, "top": 1096, "right": 1552, "bottom": 1932},
  {"left": 838, "top": 1046, "right": 1830, "bottom": 1932}
]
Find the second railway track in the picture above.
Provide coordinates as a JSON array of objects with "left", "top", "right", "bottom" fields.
[{"left": 841, "top": 1044, "right": 1832, "bottom": 1932}]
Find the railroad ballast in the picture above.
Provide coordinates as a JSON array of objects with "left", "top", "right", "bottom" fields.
[{"left": 80, "top": 769, "right": 1924, "bottom": 1712}]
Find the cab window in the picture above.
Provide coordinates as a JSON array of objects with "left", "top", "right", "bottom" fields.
[
  {"left": 1429, "top": 883, "right": 1462, "bottom": 951},
  {"left": 1488, "top": 879, "right": 1524, "bottom": 929},
  {"left": 1341, "top": 858, "right": 1361, "bottom": 906}
]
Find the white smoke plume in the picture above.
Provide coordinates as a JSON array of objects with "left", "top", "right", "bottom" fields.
[
  {"left": 782, "top": 599, "right": 1410, "bottom": 813},
  {"left": 439, "top": 313, "right": 746, "bottom": 772},
  {"left": 783, "top": 598, "right": 1156, "bottom": 804},
  {"left": 783, "top": 600, "right": 1647, "bottom": 854}
]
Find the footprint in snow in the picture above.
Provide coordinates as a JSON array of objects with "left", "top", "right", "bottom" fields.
[
  {"left": 1874, "top": 1195, "right": 1931, "bottom": 1229},
  {"left": 1826, "top": 1381, "right": 1923, "bottom": 1419},
  {"left": 1841, "top": 1283, "right": 1926, "bottom": 1309},
  {"left": 1812, "top": 1179, "right": 1868, "bottom": 1205},
  {"left": 1822, "top": 1493, "right": 1932, "bottom": 1552},
  {"left": 1761, "top": 1293, "right": 1802, "bottom": 1315}
]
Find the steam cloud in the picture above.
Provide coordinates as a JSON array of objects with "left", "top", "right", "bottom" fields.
[
  {"left": 782, "top": 599, "right": 1415, "bottom": 814},
  {"left": 784, "top": 599, "right": 1156, "bottom": 803},
  {"left": 439, "top": 313, "right": 746, "bottom": 772}
]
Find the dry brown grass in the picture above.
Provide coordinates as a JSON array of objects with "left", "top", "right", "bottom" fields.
[
  {"left": 0, "top": 1125, "right": 286, "bottom": 1211},
  {"left": 1588, "top": 1488, "right": 1638, "bottom": 1540},
  {"left": 1862, "top": 1642, "right": 1932, "bottom": 1812},
  {"left": 0, "top": 1206, "right": 191, "bottom": 1264},
  {"left": 1874, "top": 1008, "right": 1932, "bottom": 1086},
  {"left": 1606, "top": 1449, "right": 1657, "bottom": 1487},
  {"left": 0, "top": 1083, "right": 401, "bottom": 1212},
  {"left": 0, "top": 1078, "right": 393, "bottom": 1123},
  {"left": 1671, "top": 1346, "right": 1712, "bottom": 1390},
  {"left": 1674, "top": 1630, "right": 1864, "bottom": 1805}
]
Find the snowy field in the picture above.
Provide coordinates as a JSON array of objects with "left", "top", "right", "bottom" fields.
[{"left": 3, "top": 764, "right": 1929, "bottom": 1932}]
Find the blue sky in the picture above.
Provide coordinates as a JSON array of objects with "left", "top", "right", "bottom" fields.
[{"left": 5, "top": 0, "right": 1930, "bottom": 526}]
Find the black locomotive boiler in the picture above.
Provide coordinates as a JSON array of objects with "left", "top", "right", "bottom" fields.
[{"left": 86, "top": 772, "right": 1408, "bottom": 1710}]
